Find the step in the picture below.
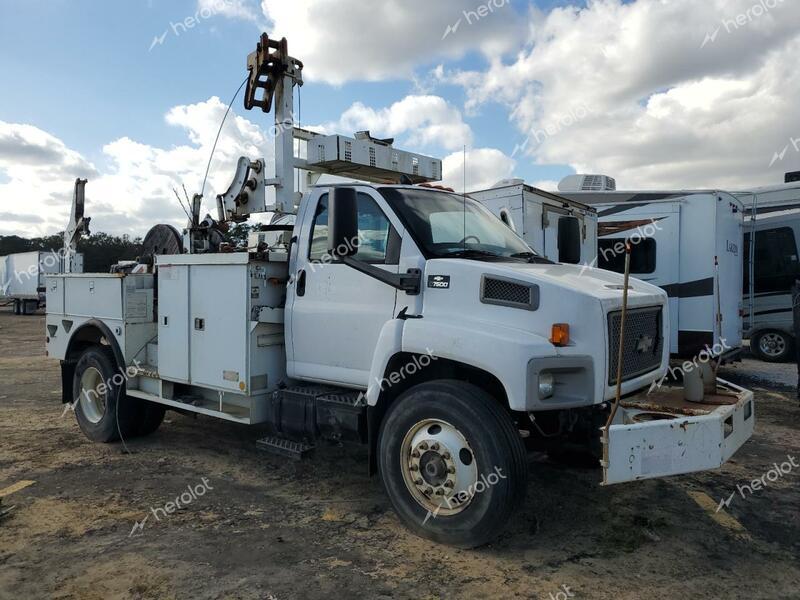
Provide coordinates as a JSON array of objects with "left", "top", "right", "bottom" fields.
[{"left": 256, "top": 436, "right": 315, "bottom": 460}]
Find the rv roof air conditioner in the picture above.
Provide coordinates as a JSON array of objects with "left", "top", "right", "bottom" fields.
[{"left": 558, "top": 174, "right": 617, "bottom": 192}]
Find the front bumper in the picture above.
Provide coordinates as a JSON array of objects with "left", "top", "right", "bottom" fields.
[{"left": 601, "top": 378, "right": 755, "bottom": 485}]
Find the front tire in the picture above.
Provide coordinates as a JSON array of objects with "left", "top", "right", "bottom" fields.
[
  {"left": 378, "top": 380, "right": 527, "bottom": 548},
  {"left": 751, "top": 330, "right": 794, "bottom": 362}
]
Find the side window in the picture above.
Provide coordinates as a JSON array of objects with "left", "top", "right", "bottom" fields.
[
  {"left": 598, "top": 238, "right": 657, "bottom": 274},
  {"left": 308, "top": 193, "right": 395, "bottom": 263},
  {"left": 745, "top": 227, "right": 799, "bottom": 294}
]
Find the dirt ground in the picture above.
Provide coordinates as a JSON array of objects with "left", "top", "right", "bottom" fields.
[{"left": 0, "top": 306, "right": 798, "bottom": 600}]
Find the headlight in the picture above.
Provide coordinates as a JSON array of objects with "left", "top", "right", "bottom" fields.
[{"left": 538, "top": 372, "right": 555, "bottom": 399}]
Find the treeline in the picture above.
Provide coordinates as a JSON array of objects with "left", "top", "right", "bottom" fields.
[
  {"left": 0, "top": 223, "right": 259, "bottom": 273},
  {"left": 0, "top": 233, "right": 143, "bottom": 273}
]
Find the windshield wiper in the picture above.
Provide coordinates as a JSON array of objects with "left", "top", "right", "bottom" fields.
[
  {"left": 440, "top": 249, "right": 506, "bottom": 260},
  {"left": 510, "top": 252, "right": 554, "bottom": 264}
]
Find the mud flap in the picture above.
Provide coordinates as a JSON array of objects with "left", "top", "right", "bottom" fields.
[{"left": 601, "top": 378, "right": 755, "bottom": 485}]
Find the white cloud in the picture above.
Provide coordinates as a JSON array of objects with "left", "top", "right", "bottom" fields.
[
  {"left": 1, "top": 89, "right": 521, "bottom": 238},
  {"left": 0, "top": 99, "right": 272, "bottom": 238},
  {"left": 197, "top": 0, "right": 263, "bottom": 24},
  {"left": 254, "top": 0, "right": 526, "bottom": 85},
  {"left": 444, "top": 0, "right": 800, "bottom": 189},
  {"left": 442, "top": 148, "right": 516, "bottom": 192},
  {"left": 323, "top": 95, "right": 473, "bottom": 152}
]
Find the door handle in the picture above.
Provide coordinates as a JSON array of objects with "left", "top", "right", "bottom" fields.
[{"left": 297, "top": 269, "right": 306, "bottom": 297}]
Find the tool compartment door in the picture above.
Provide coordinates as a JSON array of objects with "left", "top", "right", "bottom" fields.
[
  {"left": 157, "top": 264, "right": 190, "bottom": 382},
  {"left": 189, "top": 262, "right": 249, "bottom": 392}
]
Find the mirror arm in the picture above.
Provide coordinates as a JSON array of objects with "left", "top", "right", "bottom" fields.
[{"left": 340, "top": 256, "right": 421, "bottom": 295}]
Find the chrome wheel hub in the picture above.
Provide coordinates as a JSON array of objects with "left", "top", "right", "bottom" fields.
[{"left": 400, "top": 419, "right": 478, "bottom": 516}]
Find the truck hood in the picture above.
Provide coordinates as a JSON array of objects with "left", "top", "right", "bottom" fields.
[{"left": 471, "top": 260, "right": 667, "bottom": 308}]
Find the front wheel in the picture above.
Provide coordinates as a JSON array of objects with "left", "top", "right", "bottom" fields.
[
  {"left": 378, "top": 380, "right": 527, "bottom": 548},
  {"left": 751, "top": 330, "right": 794, "bottom": 362}
]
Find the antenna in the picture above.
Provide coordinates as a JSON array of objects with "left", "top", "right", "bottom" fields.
[{"left": 463, "top": 145, "right": 467, "bottom": 251}]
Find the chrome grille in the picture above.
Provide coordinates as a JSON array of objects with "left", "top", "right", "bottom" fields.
[{"left": 607, "top": 307, "right": 663, "bottom": 385}]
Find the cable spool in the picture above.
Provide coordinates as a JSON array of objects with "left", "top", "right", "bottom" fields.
[{"left": 140, "top": 224, "right": 183, "bottom": 265}]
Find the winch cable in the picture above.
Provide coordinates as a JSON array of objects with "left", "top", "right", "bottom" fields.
[
  {"left": 605, "top": 241, "right": 632, "bottom": 431},
  {"left": 200, "top": 75, "right": 249, "bottom": 199}
]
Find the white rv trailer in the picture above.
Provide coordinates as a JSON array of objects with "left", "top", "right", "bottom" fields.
[
  {"left": 558, "top": 188, "right": 745, "bottom": 360},
  {"left": 734, "top": 182, "right": 800, "bottom": 361},
  {"left": 0, "top": 250, "right": 81, "bottom": 315},
  {"left": 44, "top": 34, "right": 755, "bottom": 548},
  {"left": 470, "top": 179, "right": 598, "bottom": 265}
]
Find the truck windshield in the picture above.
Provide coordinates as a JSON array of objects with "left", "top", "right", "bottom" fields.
[{"left": 379, "top": 187, "right": 540, "bottom": 261}]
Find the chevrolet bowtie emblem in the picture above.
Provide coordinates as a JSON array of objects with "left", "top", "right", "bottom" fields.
[{"left": 635, "top": 334, "right": 655, "bottom": 354}]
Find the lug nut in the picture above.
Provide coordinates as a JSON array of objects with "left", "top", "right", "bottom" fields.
[
  {"left": 442, "top": 452, "right": 451, "bottom": 460},
  {"left": 410, "top": 464, "right": 419, "bottom": 472},
  {"left": 447, "top": 467, "right": 455, "bottom": 474},
  {"left": 444, "top": 481, "right": 454, "bottom": 488},
  {"left": 414, "top": 478, "right": 423, "bottom": 485},
  {"left": 434, "top": 489, "right": 444, "bottom": 496},
  {"left": 419, "top": 442, "right": 429, "bottom": 451},
  {"left": 411, "top": 451, "right": 420, "bottom": 459},
  {"left": 431, "top": 442, "right": 440, "bottom": 451},
  {"left": 425, "top": 487, "right": 434, "bottom": 496}
]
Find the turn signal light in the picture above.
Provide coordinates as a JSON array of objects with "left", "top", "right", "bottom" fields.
[{"left": 550, "top": 323, "right": 570, "bottom": 347}]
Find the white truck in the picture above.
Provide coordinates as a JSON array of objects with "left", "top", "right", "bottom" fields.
[
  {"left": 1, "top": 179, "right": 89, "bottom": 315},
  {"left": 44, "top": 35, "right": 754, "bottom": 547},
  {"left": 1, "top": 251, "right": 64, "bottom": 314}
]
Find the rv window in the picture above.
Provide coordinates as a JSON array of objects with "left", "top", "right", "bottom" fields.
[
  {"left": 743, "top": 227, "right": 800, "bottom": 294},
  {"left": 598, "top": 238, "right": 657, "bottom": 274}
]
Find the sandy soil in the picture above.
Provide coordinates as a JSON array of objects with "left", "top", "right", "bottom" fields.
[{"left": 0, "top": 306, "right": 798, "bottom": 599}]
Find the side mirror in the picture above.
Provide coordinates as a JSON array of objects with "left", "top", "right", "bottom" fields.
[
  {"left": 558, "top": 216, "right": 582, "bottom": 264},
  {"left": 328, "top": 187, "right": 359, "bottom": 258}
]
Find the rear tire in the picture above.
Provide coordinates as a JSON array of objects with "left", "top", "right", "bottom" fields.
[
  {"left": 72, "top": 346, "right": 140, "bottom": 443},
  {"left": 135, "top": 401, "right": 166, "bottom": 436},
  {"left": 378, "top": 380, "right": 527, "bottom": 548},
  {"left": 751, "top": 330, "right": 793, "bottom": 362}
]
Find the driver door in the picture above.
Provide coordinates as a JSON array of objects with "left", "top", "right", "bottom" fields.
[{"left": 287, "top": 189, "right": 402, "bottom": 387}]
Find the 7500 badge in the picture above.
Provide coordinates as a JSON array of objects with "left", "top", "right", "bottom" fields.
[{"left": 428, "top": 275, "right": 450, "bottom": 289}]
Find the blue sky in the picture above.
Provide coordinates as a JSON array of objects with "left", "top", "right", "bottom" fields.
[
  {"left": 0, "top": 0, "right": 576, "bottom": 186},
  {"left": 1, "top": 0, "right": 798, "bottom": 237}
]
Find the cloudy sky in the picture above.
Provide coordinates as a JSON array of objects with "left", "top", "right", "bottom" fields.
[{"left": 1, "top": 0, "right": 799, "bottom": 238}]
